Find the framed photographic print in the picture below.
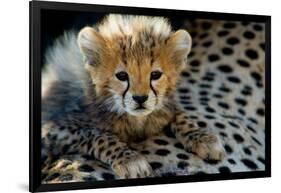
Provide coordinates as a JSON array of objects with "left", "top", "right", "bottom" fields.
[{"left": 29, "top": 0, "right": 271, "bottom": 192}]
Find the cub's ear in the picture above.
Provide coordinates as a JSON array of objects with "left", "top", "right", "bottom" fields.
[
  {"left": 166, "top": 29, "right": 192, "bottom": 69},
  {"left": 78, "top": 26, "right": 106, "bottom": 66}
]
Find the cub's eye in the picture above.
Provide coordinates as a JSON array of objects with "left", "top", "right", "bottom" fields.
[
  {"left": 115, "top": 71, "right": 128, "bottom": 81},
  {"left": 151, "top": 71, "right": 162, "bottom": 80}
]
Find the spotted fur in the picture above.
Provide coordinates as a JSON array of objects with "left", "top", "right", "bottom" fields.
[{"left": 42, "top": 16, "right": 265, "bottom": 183}]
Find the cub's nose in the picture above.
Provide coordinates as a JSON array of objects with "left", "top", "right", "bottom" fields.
[{"left": 132, "top": 95, "right": 148, "bottom": 104}]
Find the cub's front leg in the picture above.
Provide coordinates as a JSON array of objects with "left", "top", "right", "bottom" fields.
[
  {"left": 171, "top": 109, "right": 225, "bottom": 161},
  {"left": 42, "top": 121, "right": 153, "bottom": 179},
  {"left": 88, "top": 132, "right": 154, "bottom": 179}
]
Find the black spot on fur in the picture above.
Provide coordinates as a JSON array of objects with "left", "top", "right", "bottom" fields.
[
  {"left": 248, "top": 117, "right": 258, "bottom": 124},
  {"left": 224, "top": 144, "right": 233, "bottom": 154},
  {"left": 260, "top": 43, "right": 265, "bottom": 51},
  {"left": 102, "top": 172, "right": 115, "bottom": 180},
  {"left": 229, "top": 121, "right": 239, "bottom": 128},
  {"left": 227, "top": 76, "right": 241, "bottom": 83},
  {"left": 241, "top": 159, "right": 258, "bottom": 169},
  {"left": 197, "top": 121, "right": 207, "bottom": 128},
  {"left": 218, "top": 102, "right": 229, "bottom": 109},
  {"left": 219, "top": 132, "right": 227, "bottom": 137},
  {"left": 204, "top": 159, "right": 220, "bottom": 165},
  {"left": 237, "top": 59, "right": 250, "bottom": 68},
  {"left": 251, "top": 136, "right": 262, "bottom": 146},
  {"left": 190, "top": 115, "right": 198, "bottom": 119},
  {"left": 180, "top": 100, "right": 192, "bottom": 105},
  {"left": 199, "top": 90, "right": 208, "bottom": 96},
  {"left": 199, "top": 33, "right": 208, "bottom": 39},
  {"left": 233, "top": 133, "right": 244, "bottom": 143},
  {"left": 215, "top": 122, "right": 225, "bottom": 129},
  {"left": 97, "top": 139, "right": 104, "bottom": 145},
  {"left": 206, "top": 106, "right": 216, "bottom": 113},
  {"left": 199, "top": 97, "right": 209, "bottom": 102},
  {"left": 202, "top": 76, "right": 214, "bottom": 81},
  {"left": 253, "top": 24, "right": 263, "bottom": 31},
  {"left": 235, "top": 98, "right": 247, "bottom": 106},
  {"left": 150, "top": 162, "right": 163, "bottom": 170},
  {"left": 78, "top": 164, "right": 95, "bottom": 172},
  {"left": 222, "top": 47, "right": 234, "bottom": 55},
  {"left": 155, "top": 149, "right": 170, "bottom": 156},
  {"left": 179, "top": 96, "right": 191, "bottom": 100},
  {"left": 228, "top": 159, "right": 236, "bottom": 164},
  {"left": 202, "top": 41, "right": 213, "bottom": 47},
  {"left": 227, "top": 37, "right": 240, "bottom": 45},
  {"left": 243, "top": 31, "right": 255, "bottom": 39},
  {"left": 256, "top": 82, "right": 263, "bottom": 88},
  {"left": 177, "top": 153, "right": 189, "bottom": 160},
  {"left": 219, "top": 166, "right": 231, "bottom": 173},
  {"left": 257, "top": 157, "right": 265, "bottom": 164},
  {"left": 241, "top": 89, "right": 252, "bottom": 96},
  {"left": 219, "top": 86, "right": 231, "bottom": 93},
  {"left": 247, "top": 125, "right": 256, "bottom": 133},
  {"left": 208, "top": 54, "right": 220, "bottom": 62},
  {"left": 218, "top": 65, "right": 233, "bottom": 73},
  {"left": 108, "top": 141, "right": 116, "bottom": 146},
  {"left": 251, "top": 71, "right": 262, "bottom": 81},
  {"left": 189, "top": 51, "right": 195, "bottom": 57},
  {"left": 256, "top": 108, "right": 265, "bottom": 116},
  {"left": 184, "top": 106, "right": 197, "bottom": 111},
  {"left": 178, "top": 161, "right": 189, "bottom": 169},
  {"left": 217, "top": 30, "right": 229, "bottom": 37},
  {"left": 181, "top": 71, "right": 190, "bottom": 77},
  {"left": 105, "top": 150, "right": 112, "bottom": 156},
  {"left": 213, "top": 93, "right": 223, "bottom": 98},
  {"left": 188, "top": 79, "right": 197, "bottom": 84},
  {"left": 163, "top": 125, "right": 175, "bottom": 138},
  {"left": 174, "top": 142, "right": 184, "bottom": 149},
  {"left": 141, "top": 150, "right": 150, "bottom": 155},
  {"left": 246, "top": 49, "right": 258, "bottom": 59},
  {"left": 205, "top": 115, "right": 215, "bottom": 119},
  {"left": 154, "top": 139, "right": 169, "bottom": 145},
  {"left": 206, "top": 72, "right": 215, "bottom": 76},
  {"left": 178, "top": 88, "right": 189, "bottom": 93},
  {"left": 243, "top": 147, "right": 252, "bottom": 155},
  {"left": 189, "top": 60, "right": 200, "bottom": 67},
  {"left": 199, "top": 84, "right": 212, "bottom": 89}
]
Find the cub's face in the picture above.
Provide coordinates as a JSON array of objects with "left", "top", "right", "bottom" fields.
[
  {"left": 111, "top": 58, "right": 171, "bottom": 116},
  {"left": 78, "top": 25, "right": 191, "bottom": 117}
]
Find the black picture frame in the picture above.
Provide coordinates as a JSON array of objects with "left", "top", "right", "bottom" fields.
[{"left": 29, "top": 1, "right": 271, "bottom": 192}]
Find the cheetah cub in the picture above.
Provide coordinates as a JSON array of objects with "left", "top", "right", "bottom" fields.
[{"left": 42, "top": 14, "right": 225, "bottom": 179}]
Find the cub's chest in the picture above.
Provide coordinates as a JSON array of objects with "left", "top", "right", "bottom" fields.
[{"left": 112, "top": 113, "right": 173, "bottom": 142}]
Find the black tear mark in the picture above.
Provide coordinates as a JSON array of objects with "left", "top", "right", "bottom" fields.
[{"left": 122, "top": 80, "right": 130, "bottom": 107}]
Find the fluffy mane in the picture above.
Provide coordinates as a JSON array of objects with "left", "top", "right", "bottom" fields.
[{"left": 96, "top": 14, "right": 172, "bottom": 41}]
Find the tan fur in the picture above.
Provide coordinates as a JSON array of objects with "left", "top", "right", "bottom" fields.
[{"left": 78, "top": 14, "right": 192, "bottom": 142}]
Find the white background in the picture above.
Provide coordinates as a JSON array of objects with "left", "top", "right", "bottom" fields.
[{"left": 0, "top": 0, "right": 278, "bottom": 192}]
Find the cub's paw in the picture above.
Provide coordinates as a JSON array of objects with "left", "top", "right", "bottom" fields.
[
  {"left": 111, "top": 151, "right": 154, "bottom": 179},
  {"left": 185, "top": 132, "right": 225, "bottom": 161}
]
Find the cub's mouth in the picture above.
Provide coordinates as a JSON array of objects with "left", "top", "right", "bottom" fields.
[
  {"left": 127, "top": 105, "right": 153, "bottom": 117},
  {"left": 135, "top": 105, "right": 146, "bottom": 110}
]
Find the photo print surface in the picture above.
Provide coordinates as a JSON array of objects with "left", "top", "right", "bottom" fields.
[{"left": 40, "top": 9, "right": 267, "bottom": 184}]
